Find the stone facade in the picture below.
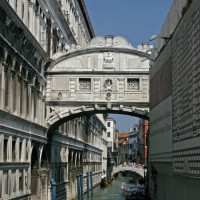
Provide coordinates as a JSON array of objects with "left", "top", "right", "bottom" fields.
[
  {"left": 149, "top": 0, "right": 200, "bottom": 199},
  {"left": 45, "top": 36, "right": 151, "bottom": 129}
]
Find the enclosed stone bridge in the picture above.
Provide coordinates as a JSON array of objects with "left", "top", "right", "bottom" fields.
[
  {"left": 46, "top": 36, "right": 151, "bottom": 131},
  {"left": 113, "top": 164, "right": 146, "bottom": 178}
]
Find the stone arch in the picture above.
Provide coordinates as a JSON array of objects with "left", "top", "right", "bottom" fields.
[
  {"left": 40, "top": 147, "right": 50, "bottom": 200},
  {"left": 113, "top": 167, "right": 145, "bottom": 178},
  {"left": 47, "top": 105, "right": 149, "bottom": 135}
]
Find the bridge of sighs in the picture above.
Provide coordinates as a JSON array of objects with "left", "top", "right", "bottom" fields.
[{"left": 46, "top": 36, "right": 151, "bottom": 131}]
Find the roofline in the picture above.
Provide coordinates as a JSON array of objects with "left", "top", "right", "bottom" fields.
[{"left": 47, "top": 47, "right": 151, "bottom": 71}]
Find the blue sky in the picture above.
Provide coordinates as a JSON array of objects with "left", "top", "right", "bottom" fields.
[{"left": 84, "top": 0, "right": 173, "bottom": 132}]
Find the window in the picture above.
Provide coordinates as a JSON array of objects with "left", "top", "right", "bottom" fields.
[
  {"left": 79, "top": 78, "right": 91, "bottom": 91},
  {"left": 127, "top": 78, "right": 139, "bottom": 91},
  {"left": 107, "top": 122, "right": 111, "bottom": 127},
  {"left": 107, "top": 132, "right": 111, "bottom": 137}
]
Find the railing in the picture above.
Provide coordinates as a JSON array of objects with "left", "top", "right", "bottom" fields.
[{"left": 113, "top": 163, "right": 146, "bottom": 177}]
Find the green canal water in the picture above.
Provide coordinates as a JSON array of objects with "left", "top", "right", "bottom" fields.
[{"left": 84, "top": 173, "right": 134, "bottom": 200}]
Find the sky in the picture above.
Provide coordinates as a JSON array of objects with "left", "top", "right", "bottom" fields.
[{"left": 84, "top": 0, "right": 174, "bottom": 132}]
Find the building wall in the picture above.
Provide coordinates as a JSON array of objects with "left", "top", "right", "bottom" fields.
[
  {"left": 129, "top": 130, "right": 138, "bottom": 162},
  {"left": 106, "top": 117, "right": 116, "bottom": 152},
  {"left": 149, "top": 0, "right": 200, "bottom": 199}
]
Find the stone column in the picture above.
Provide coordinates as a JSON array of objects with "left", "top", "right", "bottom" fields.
[
  {"left": 23, "top": 0, "right": 29, "bottom": 27},
  {"left": 17, "top": 0, "right": 23, "bottom": 19},
  {"left": 1, "top": 62, "right": 8, "bottom": 109},
  {"left": 66, "top": 148, "right": 69, "bottom": 181},
  {"left": 35, "top": 6, "right": 40, "bottom": 41},
  {"left": 17, "top": 75, "right": 22, "bottom": 115},
  {"left": 28, "top": 0, "right": 35, "bottom": 34},
  {"left": 15, "top": 137, "right": 20, "bottom": 162},
  {"left": 10, "top": 0, "right": 17, "bottom": 11},
  {"left": 20, "top": 139, "right": 26, "bottom": 162},
  {"left": 0, "top": 169, "right": 2, "bottom": 198},
  {"left": 9, "top": 69, "right": 16, "bottom": 113},
  {"left": 28, "top": 84, "right": 32, "bottom": 121},
  {"left": 0, "top": 133, "right": 4, "bottom": 162},
  {"left": 16, "top": 169, "right": 19, "bottom": 194},
  {"left": 31, "top": 85, "right": 35, "bottom": 121},
  {"left": 8, "top": 136, "right": 12, "bottom": 162},
  {"left": 23, "top": 79, "right": 28, "bottom": 119}
]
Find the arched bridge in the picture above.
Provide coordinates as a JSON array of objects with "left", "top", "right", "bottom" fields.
[
  {"left": 45, "top": 36, "right": 151, "bottom": 132},
  {"left": 113, "top": 164, "right": 146, "bottom": 178}
]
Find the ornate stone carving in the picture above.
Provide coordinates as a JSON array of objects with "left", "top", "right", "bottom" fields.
[
  {"left": 57, "top": 92, "right": 62, "bottom": 100},
  {"left": 104, "top": 52, "right": 114, "bottom": 64},
  {"left": 89, "top": 36, "right": 106, "bottom": 47},
  {"left": 113, "top": 36, "right": 134, "bottom": 49},
  {"left": 17, "top": 74, "right": 23, "bottom": 83},
  {"left": 104, "top": 79, "right": 113, "bottom": 101},
  {"left": 2, "top": 62, "right": 8, "bottom": 72}
]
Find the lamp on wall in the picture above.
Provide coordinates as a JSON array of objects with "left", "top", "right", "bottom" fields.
[{"left": 150, "top": 34, "right": 171, "bottom": 41}]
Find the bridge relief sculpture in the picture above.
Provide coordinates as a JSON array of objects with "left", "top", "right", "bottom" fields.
[
  {"left": 46, "top": 36, "right": 152, "bottom": 128},
  {"left": 104, "top": 78, "right": 113, "bottom": 101}
]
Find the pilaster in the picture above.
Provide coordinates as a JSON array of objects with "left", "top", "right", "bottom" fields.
[
  {"left": 15, "top": 137, "right": 20, "bottom": 162},
  {"left": 1, "top": 62, "right": 8, "bottom": 109},
  {"left": 17, "top": 74, "right": 22, "bottom": 116},
  {"left": 23, "top": 1, "right": 28, "bottom": 27},
  {"left": 7, "top": 136, "right": 12, "bottom": 162},
  {"left": 17, "top": 0, "right": 23, "bottom": 19},
  {"left": 70, "top": 78, "right": 76, "bottom": 100},
  {"left": 118, "top": 78, "right": 125, "bottom": 100},
  {"left": 0, "top": 133, "right": 4, "bottom": 162}
]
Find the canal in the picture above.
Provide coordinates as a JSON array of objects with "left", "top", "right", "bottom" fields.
[{"left": 84, "top": 173, "right": 134, "bottom": 200}]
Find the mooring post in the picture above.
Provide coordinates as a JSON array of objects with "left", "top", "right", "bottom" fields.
[
  {"left": 87, "top": 171, "right": 89, "bottom": 197},
  {"left": 51, "top": 178, "right": 56, "bottom": 200},
  {"left": 80, "top": 173, "right": 84, "bottom": 200},
  {"left": 77, "top": 174, "right": 80, "bottom": 200},
  {"left": 90, "top": 171, "right": 93, "bottom": 195}
]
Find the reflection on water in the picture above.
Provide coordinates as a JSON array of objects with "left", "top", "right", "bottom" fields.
[{"left": 84, "top": 173, "right": 133, "bottom": 200}]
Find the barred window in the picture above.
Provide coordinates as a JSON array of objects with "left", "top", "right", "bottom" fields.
[
  {"left": 127, "top": 79, "right": 139, "bottom": 91},
  {"left": 79, "top": 78, "right": 91, "bottom": 91}
]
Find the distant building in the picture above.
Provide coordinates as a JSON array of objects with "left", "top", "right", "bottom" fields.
[
  {"left": 115, "top": 129, "right": 120, "bottom": 164},
  {"left": 118, "top": 132, "right": 129, "bottom": 163},
  {"left": 138, "top": 119, "right": 148, "bottom": 165},
  {"left": 106, "top": 116, "right": 116, "bottom": 152},
  {"left": 129, "top": 124, "right": 139, "bottom": 162}
]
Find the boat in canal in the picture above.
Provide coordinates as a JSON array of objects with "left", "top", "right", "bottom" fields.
[
  {"left": 121, "top": 183, "right": 138, "bottom": 193},
  {"left": 121, "top": 183, "right": 145, "bottom": 194},
  {"left": 100, "top": 175, "right": 112, "bottom": 187}
]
